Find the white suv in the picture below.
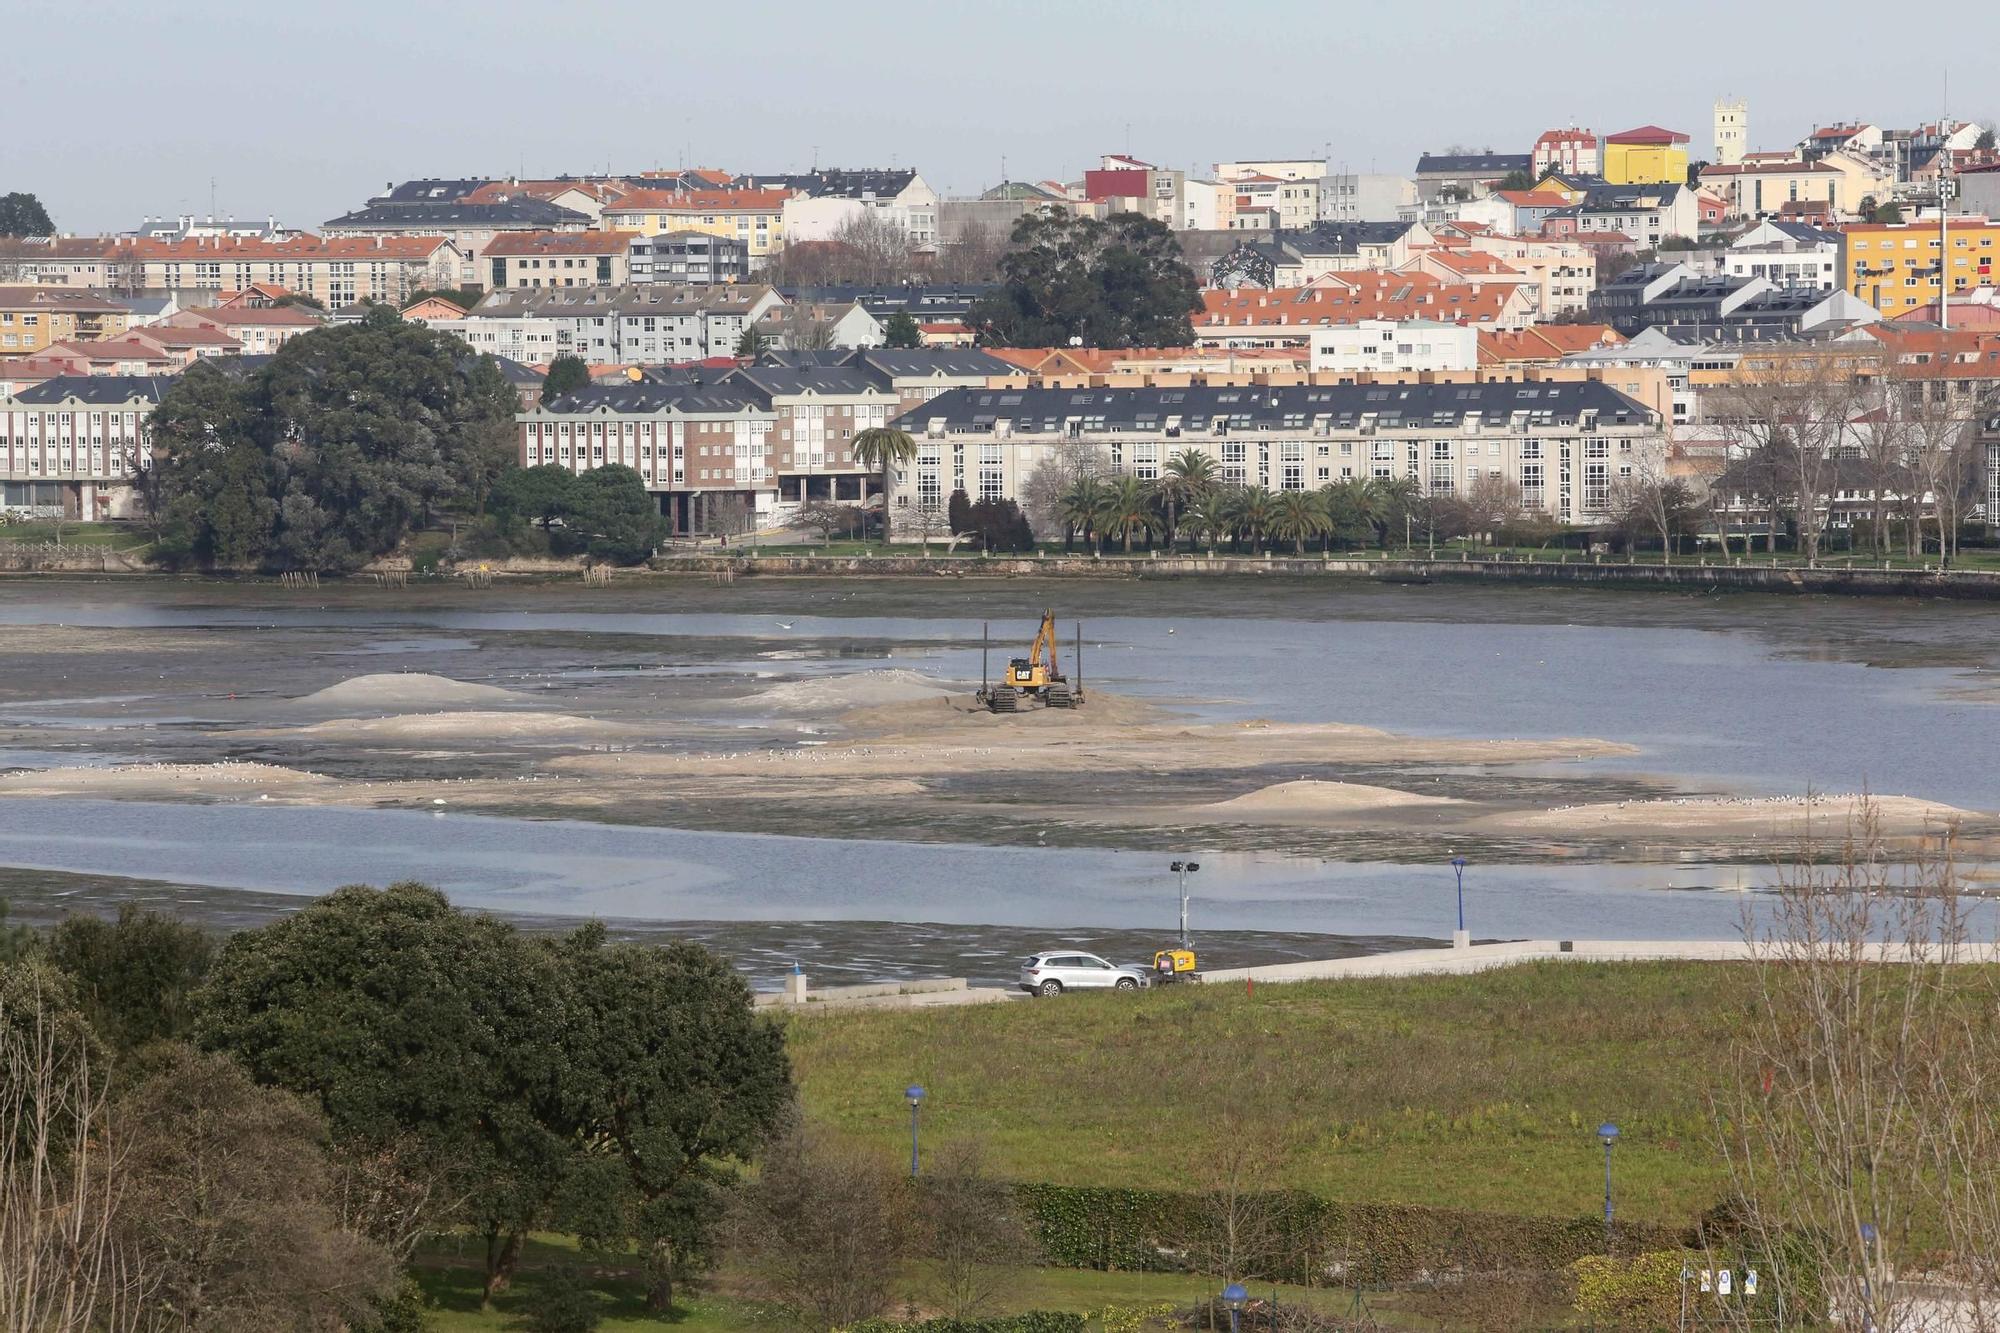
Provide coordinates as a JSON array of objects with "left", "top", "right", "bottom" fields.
[{"left": 1019, "top": 951, "right": 1150, "bottom": 997}]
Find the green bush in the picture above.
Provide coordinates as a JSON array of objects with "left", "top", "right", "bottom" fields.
[
  {"left": 841, "top": 1315, "right": 1085, "bottom": 1333},
  {"left": 513, "top": 1263, "right": 600, "bottom": 1333},
  {"left": 1012, "top": 1183, "right": 1686, "bottom": 1284},
  {"left": 1569, "top": 1249, "right": 1691, "bottom": 1327}
]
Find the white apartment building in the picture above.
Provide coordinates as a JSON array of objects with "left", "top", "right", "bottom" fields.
[
  {"left": 1309, "top": 320, "right": 1478, "bottom": 374},
  {"left": 0, "top": 375, "right": 164, "bottom": 519},
  {"left": 1317, "top": 173, "right": 1420, "bottom": 223},
  {"left": 459, "top": 285, "right": 783, "bottom": 365},
  {"left": 889, "top": 381, "right": 1664, "bottom": 528},
  {"left": 1721, "top": 219, "right": 1841, "bottom": 290}
]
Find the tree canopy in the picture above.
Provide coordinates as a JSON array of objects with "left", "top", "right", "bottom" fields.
[
  {"left": 970, "top": 209, "right": 1203, "bottom": 348},
  {"left": 490, "top": 462, "right": 666, "bottom": 564},
  {"left": 0, "top": 192, "right": 54, "bottom": 237},
  {"left": 541, "top": 352, "right": 591, "bottom": 402},
  {"left": 144, "top": 307, "right": 519, "bottom": 571},
  {"left": 881, "top": 311, "right": 922, "bottom": 349}
]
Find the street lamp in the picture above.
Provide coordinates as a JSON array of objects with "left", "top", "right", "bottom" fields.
[
  {"left": 905, "top": 1084, "right": 926, "bottom": 1177},
  {"left": 1169, "top": 859, "right": 1201, "bottom": 947},
  {"left": 1597, "top": 1122, "right": 1620, "bottom": 1244},
  {"left": 1222, "top": 1282, "right": 1248, "bottom": 1333},
  {"left": 1450, "top": 856, "right": 1469, "bottom": 949}
]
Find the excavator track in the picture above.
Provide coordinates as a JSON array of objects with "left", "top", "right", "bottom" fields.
[
  {"left": 1045, "top": 683, "right": 1074, "bottom": 709},
  {"left": 987, "top": 686, "right": 1020, "bottom": 713}
]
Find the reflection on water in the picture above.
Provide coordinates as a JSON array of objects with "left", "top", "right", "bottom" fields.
[{"left": 0, "top": 798, "right": 1788, "bottom": 941}]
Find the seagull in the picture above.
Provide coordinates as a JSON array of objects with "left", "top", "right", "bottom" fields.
[
  {"left": 1166, "top": 627, "right": 1176, "bottom": 635},
  {"left": 775, "top": 621, "right": 794, "bottom": 630}
]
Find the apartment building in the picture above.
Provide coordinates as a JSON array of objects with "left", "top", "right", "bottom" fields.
[
  {"left": 459, "top": 284, "right": 783, "bottom": 364},
  {"left": 1842, "top": 218, "right": 2000, "bottom": 316},
  {"left": 1542, "top": 183, "right": 1699, "bottom": 246},
  {"left": 629, "top": 232, "right": 749, "bottom": 285},
  {"left": 1196, "top": 275, "right": 1538, "bottom": 347},
  {"left": 514, "top": 348, "right": 1016, "bottom": 531},
  {"left": 743, "top": 170, "right": 939, "bottom": 249},
  {"left": 0, "top": 375, "right": 166, "bottom": 518},
  {"left": 1317, "top": 174, "right": 1420, "bottom": 224},
  {"left": 1721, "top": 220, "right": 1841, "bottom": 290},
  {"left": 1532, "top": 127, "right": 1600, "bottom": 178},
  {"left": 0, "top": 288, "right": 132, "bottom": 356},
  {"left": 885, "top": 380, "right": 1663, "bottom": 526},
  {"left": 1309, "top": 320, "right": 1478, "bottom": 373},
  {"left": 1602, "top": 126, "right": 1691, "bottom": 186},
  {"left": 1456, "top": 233, "right": 1596, "bottom": 318},
  {"left": 322, "top": 195, "right": 591, "bottom": 288},
  {"left": 163, "top": 302, "right": 319, "bottom": 355},
  {"left": 1081, "top": 156, "right": 1186, "bottom": 227},
  {"left": 0, "top": 236, "right": 461, "bottom": 306},
  {"left": 484, "top": 231, "right": 637, "bottom": 289},
  {"left": 599, "top": 189, "right": 790, "bottom": 262}
]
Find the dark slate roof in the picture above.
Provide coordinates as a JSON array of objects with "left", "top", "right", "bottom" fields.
[
  {"left": 1579, "top": 183, "right": 1686, "bottom": 209},
  {"left": 538, "top": 383, "right": 769, "bottom": 415},
  {"left": 724, "top": 365, "right": 887, "bottom": 396},
  {"left": 324, "top": 199, "right": 589, "bottom": 230},
  {"left": 489, "top": 354, "right": 544, "bottom": 386},
  {"left": 1766, "top": 220, "right": 1840, "bottom": 244},
  {"left": 852, "top": 348, "right": 1016, "bottom": 379},
  {"left": 777, "top": 284, "right": 997, "bottom": 315},
  {"left": 738, "top": 168, "right": 918, "bottom": 199},
  {"left": 12, "top": 375, "right": 173, "bottom": 404},
  {"left": 371, "top": 179, "right": 490, "bottom": 205},
  {"left": 1286, "top": 221, "right": 1415, "bottom": 255},
  {"left": 894, "top": 381, "right": 1653, "bottom": 432},
  {"left": 1416, "top": 152, "right": 1532, "bottom": 176}
]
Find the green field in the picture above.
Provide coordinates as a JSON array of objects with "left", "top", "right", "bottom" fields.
[
  {"left": 0, "top": 520, "right": 152, "bottom": 549},
  {"left": 790, "top": 961, "right": 1746, "bottom": 1226}
]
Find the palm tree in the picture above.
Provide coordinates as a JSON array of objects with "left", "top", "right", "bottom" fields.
[
  {"left": 1237, "top": 486, "right": 1276, "bottom": 553},
  {"left": 852, "top": 426, "right": 919, "bottom": 545},
  {"left": 1270, "top": 489, "right": 1332, "bottom": 555},
  {"left": 1154, "top": 449, "right": 1218, "bottom": 551},
  {"left": 1363, "top": 476, "right": 1422, "bottom": 551},
  {"left": 1094, "top": 475, "right": 1158, "bottom": 554},
  {"left": 1059, "top": 477, "right": 1106, "bottom": 552},
  {"left": 1320, "top": 479, "right": 1372, "bottom": 551}
]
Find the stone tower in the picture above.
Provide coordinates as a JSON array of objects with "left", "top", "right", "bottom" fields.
[{"left": 1714, "top": 97, "right": 1747, "bottom": 167}]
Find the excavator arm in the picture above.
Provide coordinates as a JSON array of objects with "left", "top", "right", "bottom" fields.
[{"left": 1031, "top": 611, "right": 1058, "bottom": 680}]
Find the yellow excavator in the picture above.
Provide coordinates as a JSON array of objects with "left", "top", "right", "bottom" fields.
[{"left": 977, "top": 612, "right": 1083, "bottom": 713}]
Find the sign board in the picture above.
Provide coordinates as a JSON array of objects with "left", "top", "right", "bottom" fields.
[
  {"left": 1718, "top": 1269, "right": 1734, "bottom": 1296},
  {"left": 1745, "top": 1270, "right": 1759, "bottom": 1296}
]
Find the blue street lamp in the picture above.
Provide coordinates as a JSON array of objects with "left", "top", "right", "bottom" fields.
[
  {"left": 905, "top": 1084, "right": 926, "bottom": 1177},
  {"left": 1450, "top": 856, "right": 1469, "bottom": 946},
  {"left": 1597, "top": 1122, "right": 1620, "bottom": 1243},
  {"left": 1222, "top": 1283, "right": 1248, "bottom": 1333}
]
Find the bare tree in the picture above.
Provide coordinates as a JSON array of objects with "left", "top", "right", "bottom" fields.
[
  {"left": 904, "top": 503, "right": 953, "bottom": 556},
  {"left": 728, "top": 1120, "right": 912, "bottom": 1333},
  {"left": 1710, "top": 802, "right": 2000, "bottom": 1331},
  {"left": 113, "top": 1045, "right": 397, "bottom": 1331},
  {"left": 794, "top": 499, "right": 863, "bottom": 542},
  {"left": 915, "top": 1140, "right": 1034, "bottom": 1320},
  {"left": 1176, "top": 1055, "right": 1302, "bottom": 1305},
  {"left": 1019, "top": 438, "right": 1106, "bottom": 544},
  {"left": 929, "top": 221, "right": 1009, "bottom": 284},
  {"left": 0, "top": 966, "right": 152, "bottom": 1333},
  {"left": 1712, "top": 348, "right": 1867, "bottom": 566}
]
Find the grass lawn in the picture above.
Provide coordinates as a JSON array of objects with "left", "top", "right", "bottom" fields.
[
  {"left": 0, "top": 520, "right": 152, "bottom": 550},
  {"left": 790, "top": 961, "right": 1747, "bottom": 1226},
  {"left": 409, "top": 1239, "right": 1492, "bottom": 1331}
]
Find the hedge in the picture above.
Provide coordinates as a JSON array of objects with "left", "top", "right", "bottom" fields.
[
  {"left": 841, "top": 1316, "right": 1086, "bottom": 1333},
  {"left": 1011, "top": 1183, "right": 1689, "bottom": 1285}
]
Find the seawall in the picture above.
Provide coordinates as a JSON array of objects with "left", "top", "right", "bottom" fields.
[{"left": 652, "top": 551, "right": 2000, "bottom": 599}]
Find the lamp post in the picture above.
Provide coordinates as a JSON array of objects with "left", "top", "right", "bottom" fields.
[
  {"left": 1860, "top": 1221, "right": 1880, "bottom": 1330},
  {"left": 905, "top": 1084, "right": 926, "bottom": 1178},
  {"left": 1597, "top": 1122, "right": 1620, "bottom": 1245},
  {"left": 1450, "top": 856, "right": 1469, "bottom": 949},
  {"left": 1222, "top": 1282, "right": 1248, "bottom": 1333},
  {"left": 1169, "top": 859, "right": 1201, "bottom": 947}
]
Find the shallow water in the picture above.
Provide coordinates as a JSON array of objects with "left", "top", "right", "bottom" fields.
[{"left": 0, "top": 578, "right": 1994, "bottom": 956}]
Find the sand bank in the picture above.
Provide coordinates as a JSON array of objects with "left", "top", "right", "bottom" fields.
[
  {"left": 279, "top": 711, "right": 629, "bottom": 743},
  {"left": 1476, "top": 793, "right": 1977, "bottom": 836},
  {"left": 1203, "top": 779, "right": 1465, "bottom": 816},
  {"left": 741, "top": 669, "right": 957, "bottom": 712},
  {"left": 284, "top": 673, "right": 529, "bottom": 714},
  {"left": 0, "top": 761, "right": 337, "bottom": 800}
]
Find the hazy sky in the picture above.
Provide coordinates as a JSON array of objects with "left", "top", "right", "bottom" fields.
[{"left": 14, "top": 0, "right": 1989, "bottom": 234}]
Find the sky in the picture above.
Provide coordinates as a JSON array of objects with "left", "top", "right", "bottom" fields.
[{"left": 13, "top": 0, "right": 1992, "bottom": 234}]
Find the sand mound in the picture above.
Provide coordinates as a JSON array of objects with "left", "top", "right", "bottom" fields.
[
  {"left": 745, "top": 669, "right": 957, "bottom": 713},
  {"left": 1489, "top": 793, "right": 1982, "bottom": 835},
  {"left": 0, "top": 760, "right": 333, "bottom": 798},
  {"left": 286, "top": 673, "right": 528, "bottom": 715},
  {"left": 1206, "top": 780, "right": 1463, "bottom": 815},
  {"left": 289, "top": 711, "right": 626, "bottom": 742}
]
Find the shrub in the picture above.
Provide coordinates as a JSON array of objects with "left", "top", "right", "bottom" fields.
[
  {"left": 1568, "top": 1249, "right": 1692, "bottom": 1327},
  {"left": 841, "top": 1315, "right": 1085, "bottom": 1333},
  {"left": 1012, "top": 1183, "right": 1686, "bottom": 1284},
  {"left": 515, "top": 1263, "right": 600, "bottom": 1333}
]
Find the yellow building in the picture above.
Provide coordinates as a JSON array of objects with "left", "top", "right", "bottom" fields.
[
  {"left": 599, "top": 188, "right": 789, "bottom": 260},
  {"left": 1842, "top": 218, "right": 2000, "bottom": 315},
  {"left": 0, "top": 287, "right": 131, "bottom": 357},
  {"left": 1602, "top": 126, "right": 1691, "bottom": 186}
]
